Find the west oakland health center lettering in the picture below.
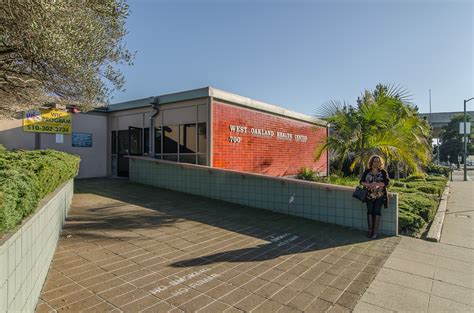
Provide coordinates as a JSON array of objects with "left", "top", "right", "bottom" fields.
[{"left": 228, "top": 124, "right": 308, "bottom": 144}]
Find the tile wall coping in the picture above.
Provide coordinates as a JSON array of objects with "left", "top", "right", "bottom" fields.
[{"left": 128, "top": 156, "right": 397, "bottom": 197}]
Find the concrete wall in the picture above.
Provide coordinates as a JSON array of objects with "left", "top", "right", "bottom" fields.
[
  {"left": 0, "top": 118, "right": 36, "bottom": 150},
  {"left": 0, "top": 113, "right": 107, "bottom": 178},
  {"left": 0, "top": 180, "right": 74, "bottom": 313},
  {"left": 129, "top": 157, "right": 398, "bottom": 236},
  {"left": 41, "top": 113, "right": 107, "bottom": 178}
]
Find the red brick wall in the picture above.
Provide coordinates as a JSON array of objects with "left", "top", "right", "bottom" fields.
[{"left": 212, "top": 101, "right": 328, "bottom": 176}]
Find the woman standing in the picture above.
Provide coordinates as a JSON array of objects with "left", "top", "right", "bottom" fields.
[{"left": 360, "top": 155, "right": 390, "bottom": 239}]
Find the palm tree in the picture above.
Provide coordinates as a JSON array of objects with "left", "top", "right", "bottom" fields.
[{"left": 315, "top": 84, "right": 432, "bottom": 175}]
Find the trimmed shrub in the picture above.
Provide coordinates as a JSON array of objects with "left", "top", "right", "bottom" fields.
[
  {"left": 403, "top": 174, "right": 426, "bottom": 182},
  {"left": 399, "top": 209, "right": 426, "bottom": 233},
  {"left": 390, "top": 186, "right": 416, "bottom": 193},
  {"left": 399, "top": 193, "right": 437, "bottom": 222},
  {"left": 392, "top": 181, "right": 406, "bottom": 188},
  {"left": 416, "top": 185, "right": 441, "bottom": 196},
  {"left": 297, "top": 167, "right": 317, "bottom": 181},
  {"left": 426, "top": 175, "right": 447, "bottom": 182},
  {"left": 0, "top": 147, "right": 80, "bottom": 233},
  {"left": 426, "top": 164, "right": 450, "bottom": 177}
]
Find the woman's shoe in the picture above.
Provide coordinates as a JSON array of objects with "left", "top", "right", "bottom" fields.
[
  {"left": 370, "top": 234, "right": 378, "bottom": 239},
  {"left": 366, "top": 231, "right": 373, "bottom": 238}
]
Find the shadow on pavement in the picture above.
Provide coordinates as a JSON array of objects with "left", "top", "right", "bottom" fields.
[{"left": 72, "top": 178, "right": 395, "bottom": 267}]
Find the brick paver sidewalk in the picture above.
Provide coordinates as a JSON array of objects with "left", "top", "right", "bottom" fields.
[
  {"left": 354, "top": 172, "right": 474, "bottom": 312},
  {"left": 36, "top": 179, "right": 399, "bottom": 312}
]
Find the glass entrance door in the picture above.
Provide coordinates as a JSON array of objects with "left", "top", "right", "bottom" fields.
[
  {"left": 117, "top": 130, "right": 130, "bottom": 177},
  {"left": 129, "top": 127, "right": 143, "bottom": 156}
]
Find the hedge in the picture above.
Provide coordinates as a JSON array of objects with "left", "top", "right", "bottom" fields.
[
  {"left": 426, "top": 164, "right": 450, "bottom": 176},
  {"left": 0, "top": 146, "right": 80, "bottom": 234},
  {"left": 397, "top": 175, "right": 448, "bottom": 235}
]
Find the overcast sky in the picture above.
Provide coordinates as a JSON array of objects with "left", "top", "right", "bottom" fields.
[{"left": 110, "top": 0, "right": 473, "bottom": 115}]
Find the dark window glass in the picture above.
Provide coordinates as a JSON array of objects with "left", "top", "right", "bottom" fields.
[
  {"left": 179, "top": 124, "right": 197, "bottom": 153},
  {"left": 144, "top": 128, "right": 150, "bottom": 154},
  {"left": 129, "top": 127, "right": 142, "bottom": 155},
  {"left": 198, "top": 123, "right": 207, "bottom": 153},
  {"left": 180, "top": 154, "right": 196, "bottom": 164},
  {"left": 198, "top": 154, "right": 207, "bottom": 166},
  {"left": 111, "top": 131, "right": 117, "bottom": 154},
  {"left": 154, "top": 126, "right": 162, "bottom": 154},
  {"left": 163, "top": 154, "right": 178, "bottom": 162},
  {"left": 163, "top": 125, "right": 179, "bottom": 153}
]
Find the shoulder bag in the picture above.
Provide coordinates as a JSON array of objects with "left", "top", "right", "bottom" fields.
[{"left": 352, "top": 186, "right": 367, "bottom": 202}]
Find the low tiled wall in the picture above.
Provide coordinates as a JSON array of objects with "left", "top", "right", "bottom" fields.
[
  {"left": 129, "top": 157, "right": 398, "bottom": 236},
  {"left": 0, "top": 180, "right": 74, "bottom": 313}
]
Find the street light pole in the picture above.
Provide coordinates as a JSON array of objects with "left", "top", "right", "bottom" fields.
[{"left": 464, "top": 97, "right": 474, "bottom": 181}]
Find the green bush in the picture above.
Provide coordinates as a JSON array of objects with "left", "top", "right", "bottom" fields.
[
  {"left": 399, "top": 209, "right": 426, "bottom": 233},
  {"left": 390, "top": 186, "right": 416, "bottom": 193},
  {"left": 403, "top": 174, "right": 426, "bottom": 182},
  {"left": 388, "top": 175, "right": 447, "bottom": 234},
  {"left": 416, "top": 185, "right": 441, "bottom": 196},
  {"left": 328, "top": 176, "right": 359, "bottom": 187},
  {"left": 426, "top": 175, "right": 447, "bottom": 182},
  {"left": 426, "top": 164, "right": 450, "bottom": 177},
  {"left": 297, "top": 167, "right": 318, "bottom": 181},
  {"left": 398, "top": 193, "right": 438, "bottom": 222},
  {"left": 0, "top": 147, "right": 80, "bottom": 233},
  {"left": 392, "top": 181, "right": 406, "bottom": 188}
]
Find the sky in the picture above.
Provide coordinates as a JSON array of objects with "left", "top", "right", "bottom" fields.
[{"left": 110, "top": 0, "right": 473, "bottom": 115}]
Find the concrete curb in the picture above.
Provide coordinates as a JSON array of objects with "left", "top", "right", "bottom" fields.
[{"left": 426, "top": 181, "right": 450, "bottom": 242}]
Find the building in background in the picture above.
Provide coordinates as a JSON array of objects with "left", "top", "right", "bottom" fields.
[{"left": 0, "top": 87, "right": 328, "bottom": 178}]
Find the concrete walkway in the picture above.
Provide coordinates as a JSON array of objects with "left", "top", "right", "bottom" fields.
[
  {"left": 35, "top": 179, "right": 399, "bottom": 312},
  {"left": 354, "top": 171, "right": 474, "bottom": 313}
]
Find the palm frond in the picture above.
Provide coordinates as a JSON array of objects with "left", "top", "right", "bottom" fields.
[
  {"left": 314, "top": 100, "right": 348, "bottom": 118},
  {"left": 385, "top": 83, "right": 413, "bottom": 105}
]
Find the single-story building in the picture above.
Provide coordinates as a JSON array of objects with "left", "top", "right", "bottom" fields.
[{"left": 0, "top": 87, "right": 328, "bottom": 178}]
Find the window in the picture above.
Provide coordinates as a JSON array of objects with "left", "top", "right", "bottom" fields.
[
  {"left": 198, "top": 123, "right": 207, "bottom": 153},
  {"left": 154, "top": 126, "right": 162, "bottom": 154},
  {"left": 180, "top": 155, "right": 197, "bottom": 164},
  {"left": 180, "top": 124, "right": 197, "bottom": 153},
  {"left": 198, "top": 154, "right": 207, "bottom": 165},
  {"left": 163, "top": 155, "right": 178, "bottom": 162},
  {"left": 163, "top": 125, "right": 178, "bottom": 153},
  {"left": 155, "top": 122, "right": 207, "bottom": 165},
  {"left": 111, "top": 131, "right": 117, "bottom": 154},
  {"left": 129, "top": 127, "right": 142, "bottom": 155},
  {"left": 144, "top": 128, "right": 150, "bottom": 154}
]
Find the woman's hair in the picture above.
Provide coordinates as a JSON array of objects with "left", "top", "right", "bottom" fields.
[{"left": 367, "top": 155, "right": 385, "bottom": 169}]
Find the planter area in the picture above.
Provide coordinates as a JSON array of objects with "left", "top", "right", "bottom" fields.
[{"left": 0, "top": 180, "right": 74, "bottom": 313}]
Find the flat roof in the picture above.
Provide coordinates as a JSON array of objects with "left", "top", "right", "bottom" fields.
[{"left": 107, "top": 87, "right": 326, "bottom": 126}]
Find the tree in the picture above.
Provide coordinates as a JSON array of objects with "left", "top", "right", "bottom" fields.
[
  {"left": 439, "top": 114, "right": 473, "bottom": 162},
  {"left": 315, "top": 84, "right": 432, "bottom": 175},
  {"left": 0, "top": 0, "right": 133, "bottom": 117}
]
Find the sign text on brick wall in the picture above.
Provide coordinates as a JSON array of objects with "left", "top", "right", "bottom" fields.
[{"left": 229, "top": 124, "right": 308, "bottom": 143}]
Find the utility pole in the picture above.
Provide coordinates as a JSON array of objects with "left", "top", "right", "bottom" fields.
[
  {"left": 429, "top": 90, "right": 440, "bottom": 164},
  {"left": 464, "top": 98, "right": 474, "bottom": 181}
]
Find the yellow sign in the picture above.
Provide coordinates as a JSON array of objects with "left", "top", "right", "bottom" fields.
[{"left": 23, "top": 109, "right": 72, "bottom": 134}]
